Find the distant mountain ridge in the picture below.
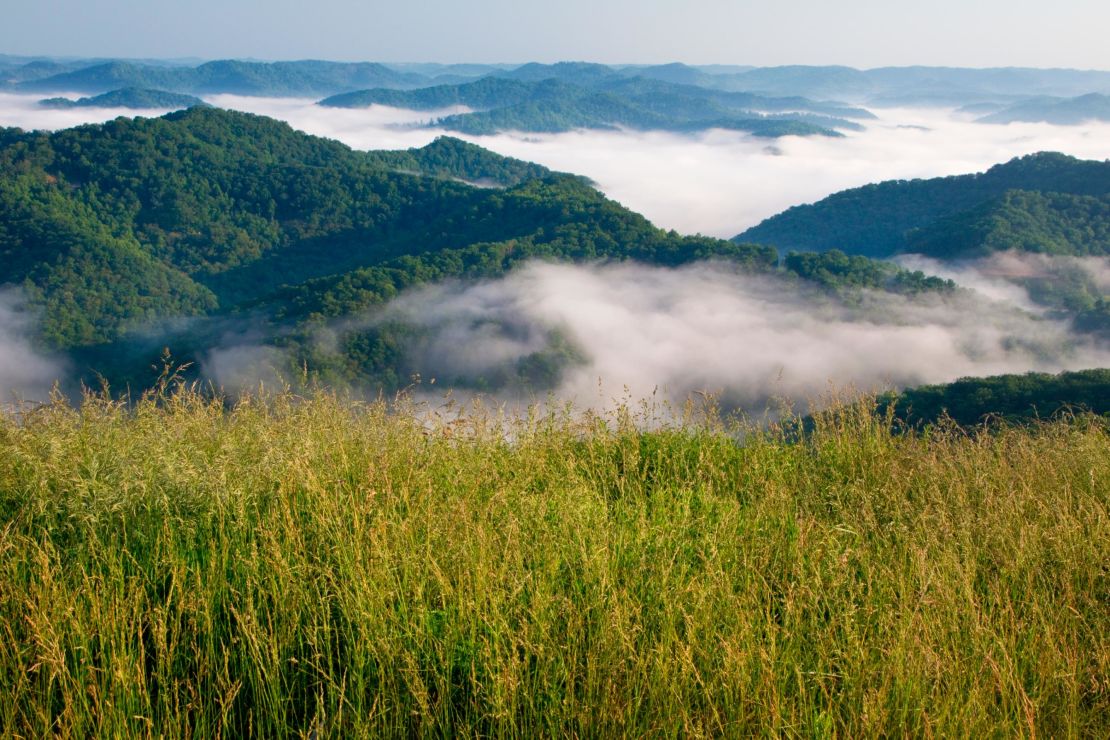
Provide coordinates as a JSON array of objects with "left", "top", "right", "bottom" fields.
[
  {"left": 977, "top": 93, "right": 1110, "bottom": 124},
  {"left": 39, "top": 87, "right": 206, "bottom": 110},
  {"left": 885, "top": 369, "right": 1110, "bottom": 427},
  {"left": 6, "top": 56, "right": 1109, "bottom": 107},
  {"left": 12, "top": 59, "right": 430, "bottom": 97},
  {"left": 320, "top": 76, "right": 869, "bottom": 137}
]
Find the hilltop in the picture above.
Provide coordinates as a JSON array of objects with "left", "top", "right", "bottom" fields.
[{"left": 734, "top": 152, "right": 1110, "bottom": 258}]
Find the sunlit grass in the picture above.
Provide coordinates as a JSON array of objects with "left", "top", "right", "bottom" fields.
[{"left": 0, "top": 386, "right": 1107, "bottom": 736}]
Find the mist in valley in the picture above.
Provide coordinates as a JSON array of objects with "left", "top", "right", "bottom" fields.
[
  {"left": 1, "top": 91, "right": 1109, "bottom": 409},
  {"left": 0, "top": 288, "right": 67, "bottom": 405},
  {"left": 345, "top": 258, "right": 1110, "bottom": 413}
]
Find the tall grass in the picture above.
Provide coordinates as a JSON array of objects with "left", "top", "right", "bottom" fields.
[{"left": 0, "top": 387, "right": 1107, "bottom": 737}]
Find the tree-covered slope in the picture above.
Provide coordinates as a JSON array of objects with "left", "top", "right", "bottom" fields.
[
  {"left": 0, "top": 107, "right": 800, "bottom": 389},
  {"left": 0, "top": 174, "right": 218, "bottom": 346},
  {"left": 906, "top": 190, "right": 1110, "bottom": 259},
  {"left": 39, "top": 87, "right": 207, "bottom": 110},
  {"left": 362, "top": 136, "right": 557, "bottom": 186},
  {"left": 735, "top": 153, "right": 1110, "bottom": 258},
  {"left": 0, "top": 107, "right": 953, "bottom": 393},
  {"left": 886, "top": 368, "right": 1110, "bottom": 427}
]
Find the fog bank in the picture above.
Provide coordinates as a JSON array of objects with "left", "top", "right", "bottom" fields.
[
  {"left": 370, "top": 260, "right": 1110, "bottom": 411},
  {"left": 0, "top": 288, "right": 67, "bottom": 404}
]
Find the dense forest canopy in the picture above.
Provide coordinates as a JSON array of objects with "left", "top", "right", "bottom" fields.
[
  {"left": 0, "top": 104, "right": 1105, "bottom": 406},
  {"left": 884, "top": 369, "right": 1110, "bottom": 426},
  {"left": 905, "top": 190, "right": 1110, "bottom": 259}
]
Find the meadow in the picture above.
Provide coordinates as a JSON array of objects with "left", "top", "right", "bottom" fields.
[{"left": 0, "top": 384, "right": 1107, "bottom": 737}]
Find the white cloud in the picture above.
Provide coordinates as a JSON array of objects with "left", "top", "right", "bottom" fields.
[
  {"left": 0, "top": 287, "right": 67, "bottom": 404},
  {"left": 371, "top": 260, "right": 1110, "bottom": 411}
]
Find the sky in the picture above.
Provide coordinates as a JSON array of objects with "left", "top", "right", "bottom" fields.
[{"left": 2, "top": 0, "right": 1109, "bottom": 70}]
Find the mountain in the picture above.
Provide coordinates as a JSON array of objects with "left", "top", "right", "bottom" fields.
[
  {"left": 0, "top": 107, "right": 948, "bottom": 393},
  {"left": 386, "top": 62, "right": 514, "bottom": 79},
  {"left": 735, "top": 152, "right": 1110, "bottom": 258},
  {"left": 0, "top": 107, "right": 780, "bottom": 389},
  {"left": 16, "top": 61, "right": 183, "bottom": 93},
  {"left": 0, "top": 58, "right": 96, "bottom": 85},
  {"left": 977, "top": 93, "right": 1110, "bottom": 124},
  {"left": 713, "top": 65, "right": 875, "bottom": 99},
  {"left": 39, "top": 87, "right": 207, "bottom": 110},
  {"left": 320, "top": 76, "right": 868, "bottom": 137},
  {"left": 617, "top": 62, "right": 719, "bottom": 87}
]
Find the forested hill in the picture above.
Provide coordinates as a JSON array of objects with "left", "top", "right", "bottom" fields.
[
  {"left": 885, "top": 369, "right": 1110, "bottom": 427},
  {"left": 0, "top": 107, "right": 782, "bottom": 389},
  {"left": 0, "top": 107, "right": 753, "bottom": 346},
  {"left": 0, "top": 107, "right": 952, "bottom": 393},
  {"left": 905, "top": 190, "right": 1110, "bottom": 259},
  {"left": 734, "top": 153, "right": 1110, "bottom": 258},
  {"left": 362, "top": 136, "right": 558, "bottom": 187}
]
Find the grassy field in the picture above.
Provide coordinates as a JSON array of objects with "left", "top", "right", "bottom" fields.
[{"left": 0, "top": 386, "right": 1107, "bottom": 737}]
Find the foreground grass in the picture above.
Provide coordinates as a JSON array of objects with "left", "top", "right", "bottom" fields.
[{"left": 0, "top": 389, "right": 1107, "bottom": 737}]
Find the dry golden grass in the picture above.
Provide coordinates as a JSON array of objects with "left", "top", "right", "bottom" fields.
[{"left": 0, "top": 387, "right": 1107, "bottom": 737}]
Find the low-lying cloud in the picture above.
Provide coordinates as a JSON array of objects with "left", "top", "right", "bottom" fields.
[
  {"left": 368, "top": 260, "right": 1110, "bottom": 411},
  {"left": 898, "top": 252, "right": 1110, "bottom": 311},
  {"left": 0, "top": 287, "right": 67, "bottom": 404},
  {"left": 201, "top": 343, "right": 290, "bottom": 396}
]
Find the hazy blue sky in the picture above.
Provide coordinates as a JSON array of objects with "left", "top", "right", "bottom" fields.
[{"left": 3, "top": 0, "right": 1108, "bottom": 69}]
